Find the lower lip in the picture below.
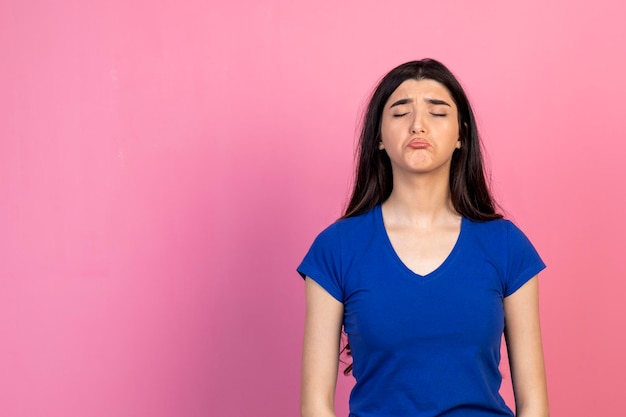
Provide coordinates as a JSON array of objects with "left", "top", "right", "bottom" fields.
[{"left": 408, "top": 142, "right": 429, "bottom": 149}]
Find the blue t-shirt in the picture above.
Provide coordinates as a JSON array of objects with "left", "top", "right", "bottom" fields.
[{"left": 297, "top": 205, "right": 546, "bottom": 417}]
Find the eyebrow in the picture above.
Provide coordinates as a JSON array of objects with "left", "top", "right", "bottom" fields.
[
  {"left": 425, "top": 98, "right": 451, "bottom": 107},
  {"left": 389, "top": 98, "right": 413, "bottom": 108},
  {"left": 388, "top": 98, "right": 452, "bottom": 108}
]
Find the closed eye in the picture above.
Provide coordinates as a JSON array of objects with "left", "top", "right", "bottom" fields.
[
  {"left": 393, "top": 113, "right": 409, "bottom": 118},
  {"left": 431, "top": 113, "right": 447, "bottom": 117}
]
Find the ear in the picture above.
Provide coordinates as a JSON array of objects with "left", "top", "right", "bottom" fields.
[
  {"left": 456, "top": 139, "right": 461, "bottom": 149},
  {"left": 379, "top": 141, "right": 385, "bottom": 150}
]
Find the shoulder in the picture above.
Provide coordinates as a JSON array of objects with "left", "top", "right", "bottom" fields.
[
  {"left": 464, "top": 217, "right": 545, "bottom": 292},
  {"left": 463, "top": 217, "right": 541, "bottom": 261},
  {"left": 297, "top": 207, "right": 379, "bottom": 289},
  {"left": 464, "top": 217, "right": 526, "bottom": 240},
  {"left": 304, "top": 207, "right": 379, "bottom": 260},
  {"left": 319, "top": 206, "right": 378, "bottom": 240}
]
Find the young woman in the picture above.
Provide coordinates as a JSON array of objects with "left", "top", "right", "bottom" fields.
[{"left": 297, "top": 59, "right": 549, "bottom": 417}]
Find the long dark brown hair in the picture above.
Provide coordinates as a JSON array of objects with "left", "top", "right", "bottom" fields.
[{"left": 340, "top": 59, "right": 502, "bottom": 375}]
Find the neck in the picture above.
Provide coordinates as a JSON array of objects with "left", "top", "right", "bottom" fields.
[{"left": 383, "top": 169, "right": 457, "bottom": 226}]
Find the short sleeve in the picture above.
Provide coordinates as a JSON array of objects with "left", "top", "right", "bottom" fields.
[
  {"left": 503, "top": 221, "right": 546, "bottom": 297},
  {"left": 297, "top": 224, "right": 344, "bottom": 303}
]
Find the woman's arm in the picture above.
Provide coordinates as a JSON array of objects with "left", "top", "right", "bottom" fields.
[
  {"left": 504, "top": 276, "right": 549, "bottom": 417},
  {"left": 301, "top": 277, "right": 344, "bottom": 417}
]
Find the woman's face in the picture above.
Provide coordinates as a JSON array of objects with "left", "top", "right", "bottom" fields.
[{"left": 380, "top": 78, "right": 460, "bottom": 178}]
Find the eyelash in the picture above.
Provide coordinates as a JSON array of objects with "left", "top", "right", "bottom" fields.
[{"left": 392, "top": 113, "right": 447, "bottom": 118}]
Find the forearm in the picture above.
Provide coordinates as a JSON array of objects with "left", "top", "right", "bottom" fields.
[
  {"left": 300, "top": 404, "right": 336, "bottom": 417},
  {"left": 515, "top": 405, "right": 549, "bottom": 417},
  {"left": 300, "top": 380, "right": 337, "bottom": 417},
  {"left": 513, "top": 376, "right": 549, "bottom": 417},
  {"left": 300, "top": 387, "right": 336, "bottom": 417},
  {"left": 512, "top": 352, "right": 549, "bottom": 417}
]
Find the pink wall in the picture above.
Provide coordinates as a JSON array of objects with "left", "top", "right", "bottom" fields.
[{"left": 1, "top": 1, "right": 625, "bottom": 416}]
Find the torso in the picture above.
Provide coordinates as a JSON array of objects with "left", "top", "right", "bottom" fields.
[{"left": 297, "top": 205, "right": 545, "bottom": 417}]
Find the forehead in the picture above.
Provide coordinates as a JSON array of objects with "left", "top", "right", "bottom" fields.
[{"left": 386, "top": 79, "right": 455, "bottom": 106}]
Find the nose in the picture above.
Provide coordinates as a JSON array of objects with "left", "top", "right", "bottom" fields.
[{"left": 410, "top": 111, "right": 426, "bottom": 134}]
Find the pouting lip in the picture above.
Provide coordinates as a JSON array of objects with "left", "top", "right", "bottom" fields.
[{"left": 408, "top": 137, "right": 430, "bottom": 148}]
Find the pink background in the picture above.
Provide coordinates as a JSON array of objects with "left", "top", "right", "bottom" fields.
[{"left": 1, "top": 1, "right": 625, "bottom": 416}]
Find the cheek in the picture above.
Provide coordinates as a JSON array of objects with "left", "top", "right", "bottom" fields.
[
  {"left": 439, "top": 120, "right": 460, "bottom": 140},
  {"left": 381, "top": 119, "right": 405, "bottom": 140}
]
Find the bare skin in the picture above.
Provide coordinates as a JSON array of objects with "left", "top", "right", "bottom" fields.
[
  {"left": 301, "top": 79, "right": 549, "bottom": 417},
  {"left": 505, "top": 277, "right": 550, "bottom": 417},
  {"left": 301, "top": 278, "right": 343, "bottom": 417}
]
